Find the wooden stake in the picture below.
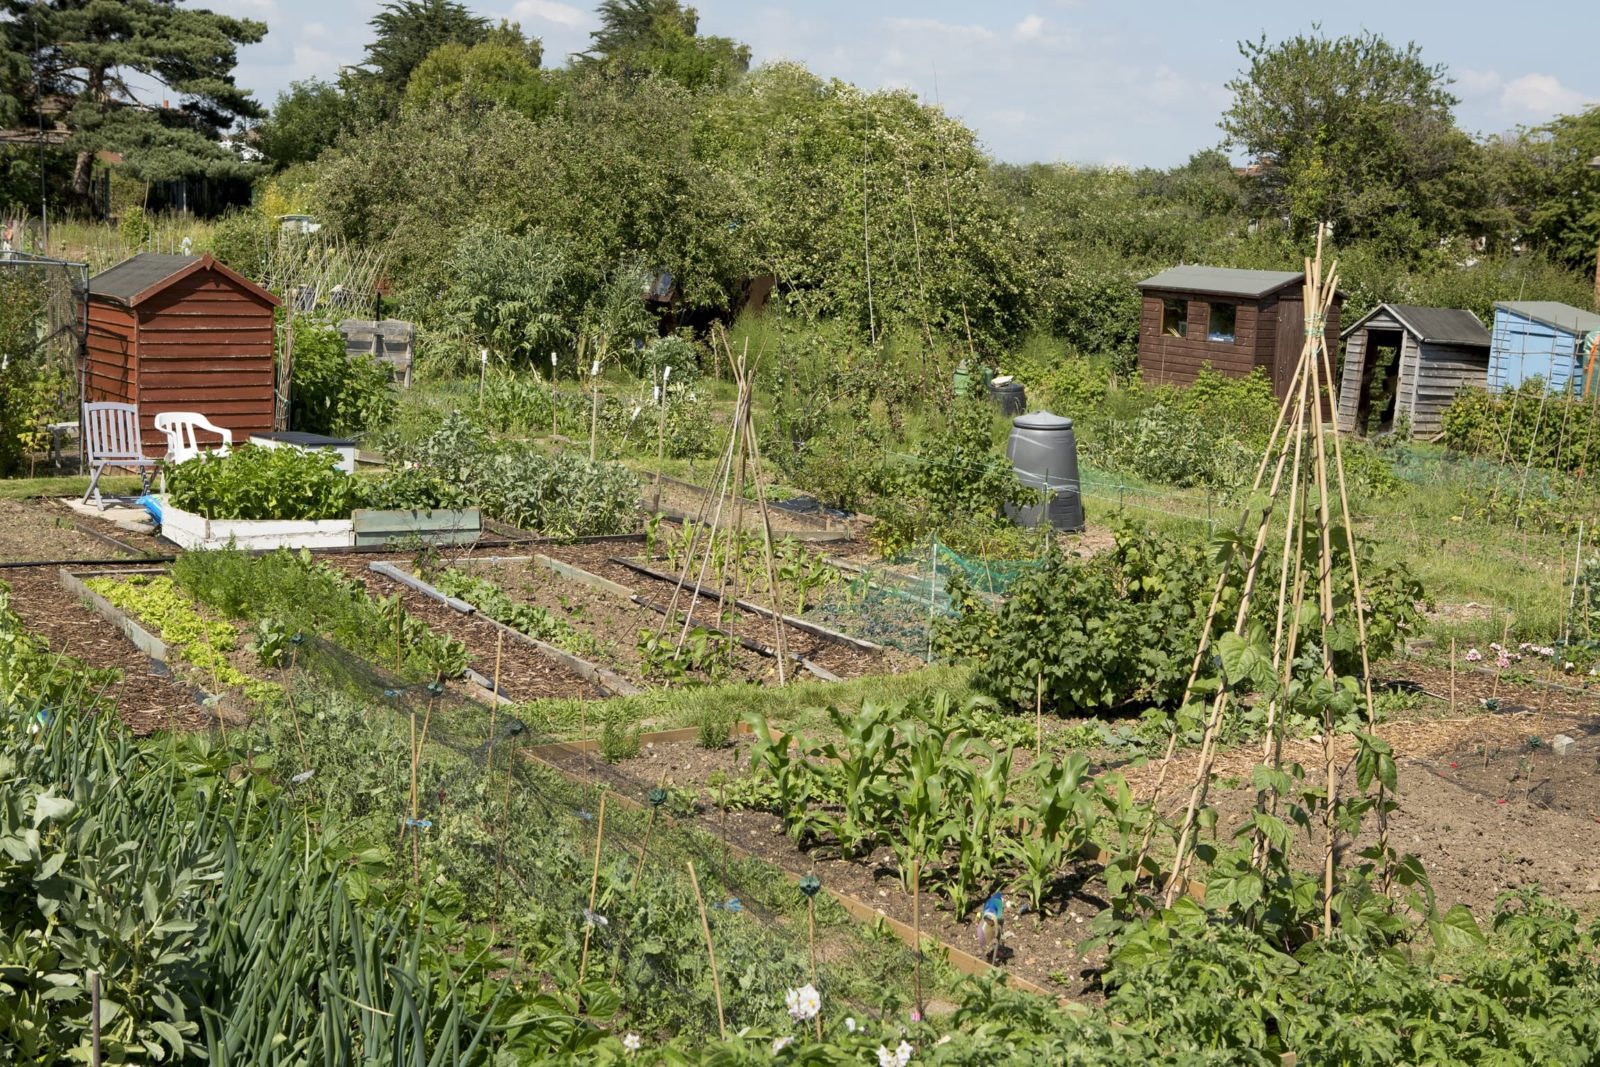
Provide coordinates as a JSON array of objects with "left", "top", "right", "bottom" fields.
[
  {"left": 1035, "top": 672, "right": 1043, "bottom": 756},
  {"left": 1450, "top": 637, "right": 1458, "bottom": 714},
  {"left": 577, "top": 794, "right": 608, "bottom": 990},
  {"left": 651, "top": 364, "right": 671, "bottom": 513},
  {"left": 911, "top": 858, "right": 924, "bottom": 1019},
  {"left": 634, "top": 805, "right": 658, "bottom": 885},
  {"left": 686, "top": 860, "right": 728, "bottom": 1040},
  {"left": 90, "top": 970, "right": 102, "bottom": 1067},
  {"left": 807, "top": 895, "right": 821, "bottom": 1039},
  {"left": 588, "top": 338, "right": 602, "bottom": 463}
]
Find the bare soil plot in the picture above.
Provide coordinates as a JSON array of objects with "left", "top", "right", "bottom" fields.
[
  {"left": 325, "top": 555, "right": 605, "bottom": 704},
  {"left": 450, "top": 557, "right": 783, "bottom": 689},
  {"left": 533, "top": 541, "right": 923, "bottom": 680}
]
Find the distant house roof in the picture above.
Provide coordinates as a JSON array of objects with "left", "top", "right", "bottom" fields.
[
  {"left": 1342, "top": 303, "right": 1490, "bottom": 348},
  {"left": 1494, "top": 301, "right": 1600, "bottom": 336},
  {"left": 89, "top": 252, "right": 279, "bottom": 308}
]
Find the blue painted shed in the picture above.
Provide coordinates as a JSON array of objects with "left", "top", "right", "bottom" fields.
[{"left": 1489, "top": 301, "right": 1600, "bottom": 395}]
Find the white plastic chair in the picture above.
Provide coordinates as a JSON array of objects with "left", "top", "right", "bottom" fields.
[
  {"left": 81, "top": 402, "right": 160, "bottom": 509},
  {"left": 154, "top": 411, "right": 233, "bottom": 466}
]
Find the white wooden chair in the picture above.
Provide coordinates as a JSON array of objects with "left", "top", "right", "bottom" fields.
[
  {"left": 81, "top": 402, "right": 161, "bottom": 509},
  {"left": 154, "top": 411, "right": 233, "bottom": 466}
]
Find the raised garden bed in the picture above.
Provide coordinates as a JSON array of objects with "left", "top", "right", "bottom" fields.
[
  {"left": 527, "top": 540, "right": 924, "bottom": 680},
  {"left": 159, "top": 499, "right": 482, "bottom": 551},
  {"left": 431, "top": 555, "right": 785, "bottom": 691}
]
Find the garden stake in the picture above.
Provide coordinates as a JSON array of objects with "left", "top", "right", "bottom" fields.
[
  {"left": 634, "top": 784, "right": 667, "bottom": 884},
  {"left": 1035, "top": 672, "right": 1043, "bottom": 756},
  {"left": 1562, "top": 520, "right": 1585, "bottom": 642},
  {"left": 652, "top": 365, "right": 670, "bottom": 512},
  {"left": 550, "top": 351, "right": 559, "bottom": 436},
  {"left": 911, "top": 858, "right": 924, "bottom": 1020},
  {"left": 90, "top": 970, "right": 101, "bottom": 1067},
  {"left": 1450, "top": 638, "right": 1457, "bottom": 714},
  {"left": 799, "top": 874, "right": 822, "bottom": 1039},
  {"left": 486, "top": 631, "right": 504, "bottom": 763},
  {"left": 1492, "top": 618, "right": 1510, "bottom": 701},
  {"left": 686, "top": 860, "right": 728, "bottom": 1040},
  {"left": 577, "top": 793, "right": 608, "bottom": 994}
]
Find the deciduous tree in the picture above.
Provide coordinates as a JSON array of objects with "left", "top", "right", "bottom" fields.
[{"left": 1221, "top": 30, "right": 1471, "bottom": 254}]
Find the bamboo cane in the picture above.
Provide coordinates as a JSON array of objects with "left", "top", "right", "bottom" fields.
[{"left": 687, "top": 860, "right": 728, "bottom": 1040}]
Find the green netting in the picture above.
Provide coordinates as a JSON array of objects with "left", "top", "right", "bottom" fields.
[
  {"left": 803, "top": 538, "right": 1044, "bottom": 658},
  {"left": 231, "top": 626, "right": 929, "bottom": 1043}
]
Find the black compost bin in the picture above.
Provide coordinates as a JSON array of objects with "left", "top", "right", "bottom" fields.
[{"left": 988, "top": 379, "right": 1027, "bottom": 417}]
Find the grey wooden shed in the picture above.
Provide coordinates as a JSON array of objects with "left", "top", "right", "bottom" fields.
[{"left": 1336, "top": 303, "right": 1491, "bottom": 438}]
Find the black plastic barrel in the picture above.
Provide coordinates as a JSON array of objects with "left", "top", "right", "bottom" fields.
[
  {"left": 1004, "top": 411, "right": 1084, "bottom": 531},
  {"left": 988, "top": 379, "right": 1027, "bottom": 416}
]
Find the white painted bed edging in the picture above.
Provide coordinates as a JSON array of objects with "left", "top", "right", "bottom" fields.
[{"left": 159, "top": 498, "right": 354, "bottom": 551}]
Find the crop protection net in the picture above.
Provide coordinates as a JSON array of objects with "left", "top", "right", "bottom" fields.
[
  {"left": 802, "top": 537, "right": 1046, "bottom": 659},
  {"left": 251, "top": 632, "right": 928, "bottom": 1040}
]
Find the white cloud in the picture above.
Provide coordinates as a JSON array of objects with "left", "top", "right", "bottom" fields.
[
  {"left": 884, "top": 17, "right": 994, "bottom": 41},
  {"left": 510, "top": 0, "right": 585, "bottom": 28},
  {"left": 1455, "top": 68, "right": 1590, "bottom": 121},
  {"left": 291, "top": 43, "right": 340, "bottom": 79},
  {"left": 1013, "top": 15, "right": 1044, "bottom": 41},
  {"left": 1499, "top": 73, "right": 1586, "bottom": 116}
]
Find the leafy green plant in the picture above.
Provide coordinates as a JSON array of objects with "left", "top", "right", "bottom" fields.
[
  {"left": 165, "top": 443, "right": 356, "bottom": 521},
  {"left": 84, "top": 574, "right": 281, "bottom": 705},
  {"left": 432, "top": 568, "right": 601, "bottom": 658},
  {"left": 287, "top": 315, "right": 396, "bottom": 436}
]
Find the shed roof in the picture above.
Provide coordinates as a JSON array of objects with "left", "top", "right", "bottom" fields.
[
  {"left": 1342, "top": 303, "right": 1490, "bottom": 348},
  {"left": 88, "top": 252, "right": 280, "bottom": 308},
  {"left": 1137, "top": 266, "right": 1305, "bottom": 299},
  {"left": 1494, "top": 301, "right": 1600, "bottom": 336}
]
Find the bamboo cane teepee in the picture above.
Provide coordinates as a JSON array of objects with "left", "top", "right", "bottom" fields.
[{"left": 1134, "top": 227, "right": 1390, "bottom": 935}]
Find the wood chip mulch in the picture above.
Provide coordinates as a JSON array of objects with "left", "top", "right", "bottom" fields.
[{"left": 2, "top": 566, "right": 210, "bottom": 735}]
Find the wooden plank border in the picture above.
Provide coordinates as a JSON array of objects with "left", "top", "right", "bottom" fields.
[{"left": 367, "top": 562, "right": 642, "bottom": 697}]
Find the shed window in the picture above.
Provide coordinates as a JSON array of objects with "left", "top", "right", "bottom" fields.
[
  {"left": 1161, "top": 298, "right": 1187, "bottom": 338},
  {"left": 1207, "top": 303, "right": 1237, "bottom": 343}
]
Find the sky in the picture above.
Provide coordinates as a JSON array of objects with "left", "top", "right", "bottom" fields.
[{"left": 229, "top": 0, "right": 1600, "bottom": 167}]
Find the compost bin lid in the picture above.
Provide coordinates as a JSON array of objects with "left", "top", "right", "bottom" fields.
[{"left": 1012, "top": 410, "right": 1073, "bottom": 430}]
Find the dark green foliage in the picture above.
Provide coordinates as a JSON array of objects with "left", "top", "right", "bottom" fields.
[
  {"left": 937, "top": 523, "right": 1210, "bottom": 714},
  {"left": 165, "top": 443, "right": 355, "bottom": 521},
  {"left": 256, "top": 78, "right": 354, "bottom": 169},
  {"left": 1442, "top": 383, "right": 1600, "bottom": 476},
  {"left": 1222, "top": 31, "right": 1471, "bottom": 251},
  {"left": 6, "top": 0, "right": 266, "bottom": 202},
  {"left": 0, "top": 268, "right": 69, "bottom": 476},
  {"left": 584, "top": 0, "right": 750, "bottom": 90},
  {"left": 358, "top": 0, "right": 488, "bottom": 100},
  {"left": 939, "top": 520, "right": 1423, "bottom": 719},
  {"left": 377, "top": 413, "right": 638, "bottom": 537},
  {"left": 0, "top": 602, "right": 521, "bottom": 1064},
  {"left": 288, "top": 315, "right": 396, "bottom": 436}
]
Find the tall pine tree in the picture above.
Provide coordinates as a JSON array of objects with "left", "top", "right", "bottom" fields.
[{"left": 5, "top": 0, "right": 265, "bottom": 205}]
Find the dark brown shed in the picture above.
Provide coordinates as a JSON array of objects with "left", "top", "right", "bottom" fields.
[
  {"left": 1136, "top": 266, "right": 1342, "bottom": 400},
  {"left": 85, "top": 253, "right": 280, "bottom": 456}
]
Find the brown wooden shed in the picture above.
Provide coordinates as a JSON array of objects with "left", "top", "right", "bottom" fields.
[
  {"left": 85, "top": 253, "right": 280, "bottom": 457},
  {"left": 1136, "top": 266, "right": 1342, "bottom": 400}
]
